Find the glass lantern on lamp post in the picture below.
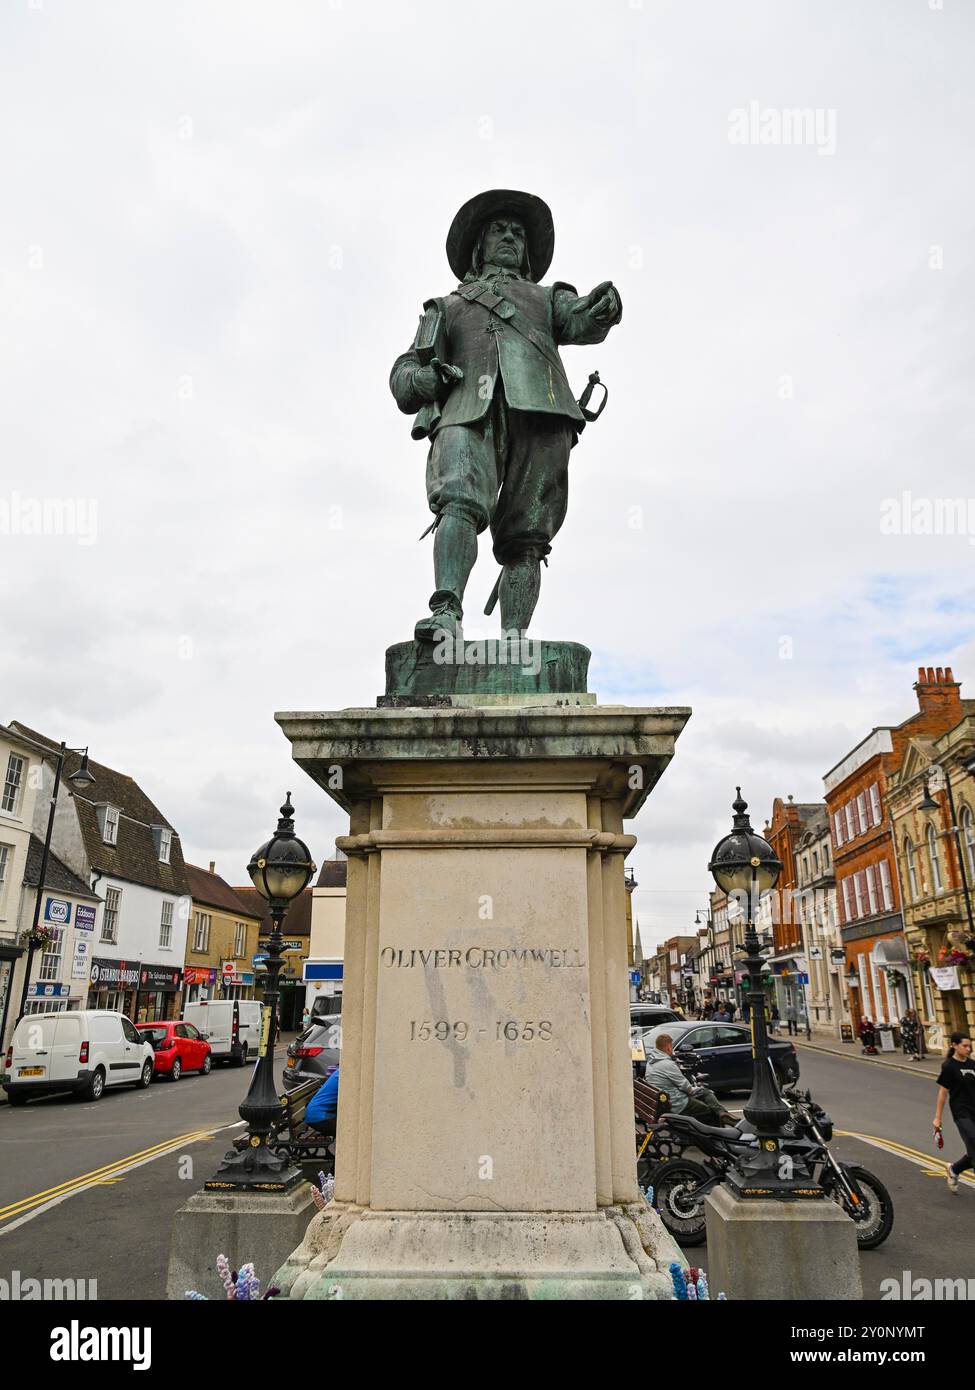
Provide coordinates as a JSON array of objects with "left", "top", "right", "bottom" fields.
[
  {"left": 708, "top": 789, "right": 817, "bottom": 1197},
  {"left": 206, "top": 794, "right": 316, "bottom": 1192}
]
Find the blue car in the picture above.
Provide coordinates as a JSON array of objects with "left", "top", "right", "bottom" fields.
[{"left": 641, "top": 1021, "right": 799, "bottom": 1094}]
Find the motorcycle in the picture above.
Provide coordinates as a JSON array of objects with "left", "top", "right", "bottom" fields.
[{"left": 647, "top": 1084, "right": 894, "bottom": 1250}]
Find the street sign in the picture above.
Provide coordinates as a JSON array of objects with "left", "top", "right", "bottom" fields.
[
  {"left": 797, "top": 972, "right": 809, "bottom": 985},
  {"left": 222, "top": 961, "right": 237, "bottom": 979}
]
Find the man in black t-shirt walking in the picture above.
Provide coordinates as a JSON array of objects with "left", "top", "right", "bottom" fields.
[{"left": 934, "top": 1032, "right": 975, "bottom": 1194}]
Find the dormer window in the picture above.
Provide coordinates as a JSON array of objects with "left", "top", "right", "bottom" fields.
[
  {"left": 152, "top": 826, "right": 172, "bottom": 864},
  {"left": 96, "top": 804, "right": 120, "bottom": 846}
]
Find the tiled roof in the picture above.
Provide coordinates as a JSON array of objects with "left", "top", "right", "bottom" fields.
[
  {"left": 184, "top": 863, "right": 263, "bottom": 919},
  {"left": 316, "top": 858, "right": 348, "bottom": 888},
  {"left": 232, "top": 884, "right": 313, "bottom": 938},
  {"left": 10, "top": 723, "right": 189, "bottom": 897},
  {"left": 23, "top": 835, "right": 99, "bottom": 900}
]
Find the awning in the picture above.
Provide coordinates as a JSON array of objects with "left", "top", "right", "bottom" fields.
[{"left": 871, "top": 939, "right": 910, "bottom": 967}]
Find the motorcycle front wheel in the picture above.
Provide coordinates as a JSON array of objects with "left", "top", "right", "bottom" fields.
[
  {"left": 647, "top": 1159, "right": 710, "bottom": 1246},
  {"left": 829, "top": 1164, "right": 894, "bottom": 1249}
]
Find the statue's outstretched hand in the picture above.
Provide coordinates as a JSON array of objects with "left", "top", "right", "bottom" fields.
[{"left": 583, "top": 281, "right": 621, "bottom": 323}]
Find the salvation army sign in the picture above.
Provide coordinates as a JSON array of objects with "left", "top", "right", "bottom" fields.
[{"left": 139, "top": 964, "right": 182, "bottom": 992}]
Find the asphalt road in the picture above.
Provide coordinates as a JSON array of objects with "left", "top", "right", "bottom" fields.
[
  {"left": 676, "top": 1046, "right": 975, "bottom": 1299},
  {"left": 1, "top": 1042, "right": 972, "bottom": 1300},
  {"left": 0, "top": 1053, "right": 274, "bottom": 1300}
]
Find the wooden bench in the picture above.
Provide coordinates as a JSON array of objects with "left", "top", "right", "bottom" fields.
[
  {"left": 268, "top": 1076, "right": 336, "bottom": 1176},
  {"left": 634, "top": 1077, "right": 679, "bottom": 1180}
]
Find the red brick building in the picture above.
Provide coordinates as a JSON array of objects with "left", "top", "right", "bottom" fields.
[
  {"left": 761, "top": 797, "right": 822, "bottom": 1028},
  {"left": 825, "top": 667, "right": 973, "bottom": 1036}
]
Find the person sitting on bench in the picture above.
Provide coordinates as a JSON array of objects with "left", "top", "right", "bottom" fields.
[
  {"left": 643, "top": 1035, "right": 735, "bottom": 1127},
  {"left": 306, "top": 1067, "right": 339, "bottom": 1139}
]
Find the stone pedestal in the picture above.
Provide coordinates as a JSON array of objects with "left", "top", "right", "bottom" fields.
[
  {"left": 273, "top": 690, "right": 690, "bottom": 1299},
  {"left": 704, "top": 1183, "right": 863, "bottom": 1300},
  {"left": 166, "top": 1184, "right": 316, "bottom": 1300}
]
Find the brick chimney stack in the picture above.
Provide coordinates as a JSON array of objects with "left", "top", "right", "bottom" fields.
[
  {"left": 913, "top": 665, "right": 962, "bottom": 720},
  {"left": 208, "top": 860, "right": 216, "bottom": 873}
]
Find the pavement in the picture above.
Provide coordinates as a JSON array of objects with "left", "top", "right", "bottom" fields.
[{"left": 792, "top": 1032, "right": 943, "bottom": 1079}]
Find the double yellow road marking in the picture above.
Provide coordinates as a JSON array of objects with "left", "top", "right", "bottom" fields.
[
  {"left": 0, "top": 1127, "right": 223, "bottom": 1230},
  {"left": 837, "top": 1127, "right": 975, "bottom": 1185}
]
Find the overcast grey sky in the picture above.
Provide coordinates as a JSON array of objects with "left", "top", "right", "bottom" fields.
[{"left": 2, "top": 0, "right": 973, "bottom": 949}]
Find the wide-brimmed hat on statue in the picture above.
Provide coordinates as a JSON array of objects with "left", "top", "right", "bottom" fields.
[{"left": 446, "top": 189, "right": 554, "bottom": 283}]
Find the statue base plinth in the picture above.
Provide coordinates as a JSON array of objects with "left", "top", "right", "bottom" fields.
[
  {"left": 274, "top": 694, "right": 691, "bottom": 1299},
  {"left": 382, "top": 637, "right": 592, "bottom": 704},
  {"left": 274, "top": 1203, "right": 682, "bottom": 1301}
]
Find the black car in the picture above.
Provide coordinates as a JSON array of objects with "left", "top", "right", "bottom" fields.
[
  {"left": 283, "top": 1014, "right": 341, "bottom": 1091},
  {"left": 641, "top": 1021, "right": 799, "bottom": 1093}
]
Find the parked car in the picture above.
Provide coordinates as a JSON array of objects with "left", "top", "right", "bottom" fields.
[
  {"left": 630, "top": 1004, "right": 683, "bottom": 1030},
  {"left": 182, "top": 999, "right": 261, "bottom": 1066},
  {"left": 3, "top": 1010, "right": 154, "bottom": 1104},
  {"left": 630, "top": 1003, "right": 683, "bottom": 1068},
  {"left": 137, "top": 1021, "right": 212, "bottom": 1080},
  {"left": 640, "top": 1020, "right": 800, "bottom": 1093},
  {"left": 283, "top": 1014, "right": 341, "bottom": 1092}
]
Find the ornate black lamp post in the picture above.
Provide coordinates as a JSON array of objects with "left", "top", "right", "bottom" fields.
[
  {"left": 14, "top": 742, "right": 94, "bottom": 1026},
  {"left": 709, "top": 789, "right": 817, "bottom": 1197},
  {"left": 206, "top": 794, "right": 315, "bottom": 1193}
]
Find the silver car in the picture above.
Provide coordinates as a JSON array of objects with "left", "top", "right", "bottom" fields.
[{"left": 282, "top": 1014, "right": 341, "bottom": 1091}]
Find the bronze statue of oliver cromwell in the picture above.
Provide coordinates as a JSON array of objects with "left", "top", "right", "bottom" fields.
[{"left": 390, "top": 189, "right": 622, "bottom": 641}]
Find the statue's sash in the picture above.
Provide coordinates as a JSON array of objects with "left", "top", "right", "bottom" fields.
[{"left": 455, "top": 280, "right": 566, "bottom": 379}]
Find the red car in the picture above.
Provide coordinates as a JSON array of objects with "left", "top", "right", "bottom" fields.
[{"left": 136, "top": 1021, "right": 211, "bottom": 1081}]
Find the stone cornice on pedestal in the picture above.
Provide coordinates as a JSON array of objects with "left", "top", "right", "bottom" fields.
[
  {"left": 336, "top": 828, "right": 639, "bottom": 856},
  {"left": 275, "top": 704, "right": 691, "bottom": 821}
]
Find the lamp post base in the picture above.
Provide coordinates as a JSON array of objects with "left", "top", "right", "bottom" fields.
[
  {"left": 704, "top": 1183, "right": 862, "bottom": 1300},
  {"left": 166, "top": 1182, "right": 315, "bottom": 1299},
  {"left": 204, "top": 1139, "right": 304, "bottom": 1194}
]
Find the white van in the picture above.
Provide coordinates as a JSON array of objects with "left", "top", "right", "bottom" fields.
[
  {"left": 182, "top": 999, "right": 261, "bottom": 1066},
  {"left": 3, "top": 1010, "right": 154, "bottom": 1105}
]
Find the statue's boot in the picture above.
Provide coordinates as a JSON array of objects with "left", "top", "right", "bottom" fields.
[
  {"left": 414, "top": 511, "right": 477, "bottom": 643},
  {"left": 499, "top": 554, "right": 542, "bottom": 635},
  {"left": 415, "top": 589, "right": 463, "bottom": 643}
]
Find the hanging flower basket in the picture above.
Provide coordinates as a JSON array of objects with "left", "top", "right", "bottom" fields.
[
  {"left": 913, "top": 949, "right": 931, "bottom": 972},
  {"left": 938, "top": 946, "right": 972, "bottom": 969},
  {"left": 19, "top": 924, "right": 55, "bottom": 949}
]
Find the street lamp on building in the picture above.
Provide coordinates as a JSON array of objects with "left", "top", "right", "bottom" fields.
[
  {"left": 15, "top": 742, "right": 94, "bottom": 1025},
  {"left": 206, "top": 794, "right": 315, "bottom": 1192},
  {"left": 709, "top": 789, "right": 814, "bottom": 1196}
]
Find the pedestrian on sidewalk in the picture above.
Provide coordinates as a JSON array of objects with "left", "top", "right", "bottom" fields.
[
  {"left": 934, "top": 1032, "right": 975, "bottom": 1194},
  {"left": 900, "top": 1008, "right": 923, "bottom": 1062},
  {"left": 859, "top": 1017, "right": 878, "bottom": 1054},
  {"left": 768, "top": 1002, "right": 779, "bottom": 1035},
  {"left": 785, "top": 1000, "right": 798, "bottom": 1037}
]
